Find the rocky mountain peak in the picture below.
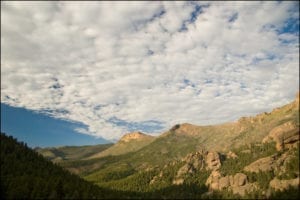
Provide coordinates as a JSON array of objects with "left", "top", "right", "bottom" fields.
[
  {"left": 119, "top": 131, "right": 152, "bottom": 143},
  {"left": 170, "top": 123, "right": 203, "bottom": 136}
]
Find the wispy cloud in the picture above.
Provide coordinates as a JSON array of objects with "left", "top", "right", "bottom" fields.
[{"left": 1, "top": 1, "right": 299, "bottom": 140}]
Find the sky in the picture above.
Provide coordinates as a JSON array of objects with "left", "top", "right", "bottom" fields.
[
  {"left": 1, "top": 103, "right": 109, "bottom": 147},
  {"left": 1, "top": 1, "right": 299, "bottom": 146}
]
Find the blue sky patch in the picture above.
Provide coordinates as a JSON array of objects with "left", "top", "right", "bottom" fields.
[
  {"left": 1, "top": 103, "right": 108, "bottom": 147},
  {"left": 108, "top": 117, "right": 164, "bottom": 133}
]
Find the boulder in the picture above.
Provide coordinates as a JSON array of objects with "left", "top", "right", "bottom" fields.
[
  {"left": 262, "top": 121, "right": 299, "bottom": 151},
  {"left": 172, "top": 178, "right": 184, "bottom": 185},
  {"left": 205, "top": 171, "right": 222, "bottom": 190},
  {"left": 206, "top": 171, "right": 253, "bottom": 196},
  {"left": 219, "top": 176, "right": 230, "bottom": 189},
  {"left": 244, "top": 155, "right": 276, "bottom": 173},
  {"left": 230, "top": 183, "right": 257, "bottom": 196},
  {"left": 269, "top": 177, "right": 299, "bottom": 191},
  {"left": 226, "top": 151, "right": 238, "bottom": 159},
  {"left": 177, "top": 163, "right": 191, "bottom": 177},
  {"left": 233, "top": 173, "right": 247, "bottom": 186},
  {"left": 206, "top": 152, "right": 221, "bottom": 171},
  {"left": 181, "top": 150, "right": 206, "bottom": 171}
]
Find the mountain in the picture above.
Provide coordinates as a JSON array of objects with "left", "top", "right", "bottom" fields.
[
  {"left": 35, "top": 143, "right": 113, "bottom": 162},
  {"left": 55, "top": 92, "right": 299, "bottom": 199},
  {"left": 88, "top": 131, "right": 155, "bottom": 159},
  {"left": 6, "top": 92, "right": 299, "bottom": 199}
]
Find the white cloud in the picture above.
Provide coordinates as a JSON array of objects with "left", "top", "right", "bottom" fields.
[{"left": 1, "top": 1, "right": 299, "bottom": 141}]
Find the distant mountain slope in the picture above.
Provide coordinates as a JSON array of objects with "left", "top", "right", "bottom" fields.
[
  {"left": 35, "top": 143, "right": 113, "bottom": 162},
  {"left": 88, "top": 131, "right": 155, "bottom": 159},
  {"left": 59, "top": 93, "right": 299, "bottom": 186},
  {"left": 80, "top": 93, "right": 299, "bottom": 199},
  {"left": 161, "top": 92, "right": 299, "bottom": 152}
]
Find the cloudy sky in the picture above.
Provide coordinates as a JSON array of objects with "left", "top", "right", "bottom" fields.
[{"left": 1, "top": 1, "right": 299, "bottom": 144}]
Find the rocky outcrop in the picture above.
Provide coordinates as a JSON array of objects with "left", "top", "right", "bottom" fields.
[
  {"left": 231, "top": 183, "right": 258, "bottom": 196},
  {"left": 206, "top": 171, "right": 222, "bottom": 190},
  {"left": 262, "top": 121, "right": 299, "bottom": 151},
  {"left": 233, "top": 173, "right": 248, "bottom": 187},
  {"left": 173, "top": 150, "right": 207, "bottom": 185},
  {"left": 206, "top": 171, "right": 257, "bottom": 196},
  {"left": 269, "top": 177, "right": 299, "bottom": 191},
  {"left": 206, "top": 152, "right": 221, "bottom": 171},
  {"left": 226, "top": 151, "right": 238, "bottom": 159},
  {"left": 119, "top": 131, "right": 153, "bottom": 142},
  {"left": 172, "top": 123, "right": 203, "bottom": 136},
  {"left": 174, "top": 150, "right": 222, "bottom": 185},
  {"left": 243, "top": 151, "right": 298, "bottom": 178},
  {"left": 150, "top": 171, "right": 163, "bottom": 185},
  {"left": 182, "top": 150, "right": 206, "bottom": 170},
  {"left": 176, "top": 163, "right": 195, "bottom": 177},
  {"left": 172, "top": 178, "right": 184, "bottom": 185},
  {"left": 244, "top": 155, "right": 276, "bottom": 173}
]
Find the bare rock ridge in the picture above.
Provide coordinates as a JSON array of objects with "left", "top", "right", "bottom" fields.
[{"left": 119, "top": 131, "right": 153, "bottom": 143}]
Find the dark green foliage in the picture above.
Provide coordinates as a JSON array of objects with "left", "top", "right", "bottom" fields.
[
  {"left": 0, "top": 132, "right": 123, "bottom": 199},
  {"left": 170, "top": 124, "right": 180, "bottom": 131},
  {"left": 245, "top": 170, "right": 275, "bottom": 190},
  {"left": 279, "top": 146, "right": 300, "bottom": 179},
  {"left": 269, "top": 186, "right": 300, "bottom": 199},
  {"left": 206, "top": 190, "right": 240, "bottom": 199}
]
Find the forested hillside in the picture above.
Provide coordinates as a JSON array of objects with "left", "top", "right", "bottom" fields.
[{"left": 0, "top": 133, "right": 122, "bottom": 199}]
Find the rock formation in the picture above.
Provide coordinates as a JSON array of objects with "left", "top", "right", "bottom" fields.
[
  {"left": 244, "top": 155, "right": 277, "bottom": 173},
  {"left": 120, "top": 131, "right": 153, "bottom": 142},
  {"left": 262, "top": 121, "right": 299, "bottom": 151},
  {"left": 269, "top": 177, "right": 299, "bottom": 191},
  {"left": 206, "top": 151, "right": 221, "bottom": 171},
  {"left": 205, "top": 171, "right": 257, "bottom": 196}
]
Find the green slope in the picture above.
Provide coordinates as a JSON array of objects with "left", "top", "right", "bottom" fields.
[{"left": 88, "top": 132, "right": 155, "bottom": 159}]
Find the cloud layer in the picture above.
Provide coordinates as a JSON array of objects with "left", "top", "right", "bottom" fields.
[{"left": 1, "top": 1, "right": 299, "bottom": 141}]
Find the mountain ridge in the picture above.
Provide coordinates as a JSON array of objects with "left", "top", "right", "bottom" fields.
[{"left": 33, "top": 92, "right": 299, "bottom": 199}]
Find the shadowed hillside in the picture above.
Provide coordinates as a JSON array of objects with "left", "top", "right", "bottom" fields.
[{"left": 35, "top": 143, "right": 113, "bottom": 162}]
